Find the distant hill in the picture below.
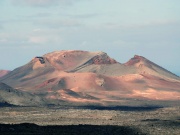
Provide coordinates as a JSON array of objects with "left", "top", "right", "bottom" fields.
[
  {"left": 0, "top": 50, "right": 180, "bottom": 106},
  {"left": 0, "top": 82, "right": 44, "bottom": 106},
  {"left": 0, "top": 70, "right": 10, "bottom": 78}
]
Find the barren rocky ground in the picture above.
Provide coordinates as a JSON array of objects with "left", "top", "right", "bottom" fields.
[{"left": 0, "top": 106, "right": 179, "bottom": 135}]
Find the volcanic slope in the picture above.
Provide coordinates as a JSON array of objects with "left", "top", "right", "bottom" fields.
[
  {"left": 1, "top": 50, "right": 180, "bottom": 106},
  {"left": 0, "top": 82, "right": 44, "bottom": 106},
  {"left": 0, "top": 70, "right": 10, "bottom": 78}
]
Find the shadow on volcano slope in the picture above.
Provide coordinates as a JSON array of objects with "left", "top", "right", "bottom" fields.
[
  {"left": 74, "top": 105, "right": 163, "bottom": 111},
  {"left": 0, "top": 123, "right": 145, "bottom": 135},
  {"left": 0, "top": 102, "right": 16, "bottom": 107}
]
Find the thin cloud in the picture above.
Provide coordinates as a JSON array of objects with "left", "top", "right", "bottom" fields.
[
  {"left": 11, "top": 0, "right": 58, "bottom": 6},
  {"left": 58, "top": 13, "right": 100, "bottom": 19},
  {"left": 23, "top": 12, "right": 53, "bottom": 18},
  {"left": 33, "top": 28, "right": 41, "bottom": 32},
  {"left": 28, "top": 32, "right": 63, "bottom": 44},
  {"left": 11, "top": 0, "right": 74, "bottom": 7},
  {"left": 28, "top": 36, "right": 47, "bottom": 43},
  {"left": 95, "top": 19, "right": 180, "bottom": 31},
  {"left": 35, "top": 19, "right": 82, "bottom": 28},
  {"left": 0, "top": 24, "right": 3, "bottom": 30},
  {"left": 0, "top": 38, "right": 8, "bottom": 43},
  {"left": 0, "top": 21, "right": 5, "bottom": 29}
]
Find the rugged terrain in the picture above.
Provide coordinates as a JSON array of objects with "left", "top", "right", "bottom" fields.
[
  {"left": 0, "top": 50, "right": 180, "bottom": 106},
  {"left": 0, "top": 106, "right": 179, "bottom": 135},
  {"left": 0, "top": 82, "right": 44, "bottom": 106}
]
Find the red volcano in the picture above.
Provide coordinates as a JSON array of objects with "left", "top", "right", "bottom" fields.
[{"left": 1, "top": 50, "right": 180, "bottom": 106}]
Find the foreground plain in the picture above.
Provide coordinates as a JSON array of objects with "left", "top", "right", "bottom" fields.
[{"left": 0, "top": 106, "right": 179, "bottom": 135}]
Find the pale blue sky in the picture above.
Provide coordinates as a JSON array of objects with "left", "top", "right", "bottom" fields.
[{"left": 0, "top": 0, "right": 180, "bottom": 75}]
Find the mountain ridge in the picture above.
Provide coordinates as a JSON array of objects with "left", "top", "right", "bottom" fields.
[{"left": 0, "top": 50, "right": 180, "bottom": 106}]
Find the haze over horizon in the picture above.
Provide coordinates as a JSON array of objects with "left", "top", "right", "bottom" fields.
[{"left": 0, "top": 0, "right": 180, "bottom": 76}]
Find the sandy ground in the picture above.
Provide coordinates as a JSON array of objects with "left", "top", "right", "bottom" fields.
[{"left": 0, "top": 106, "right": 179, "bottom": 135}]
